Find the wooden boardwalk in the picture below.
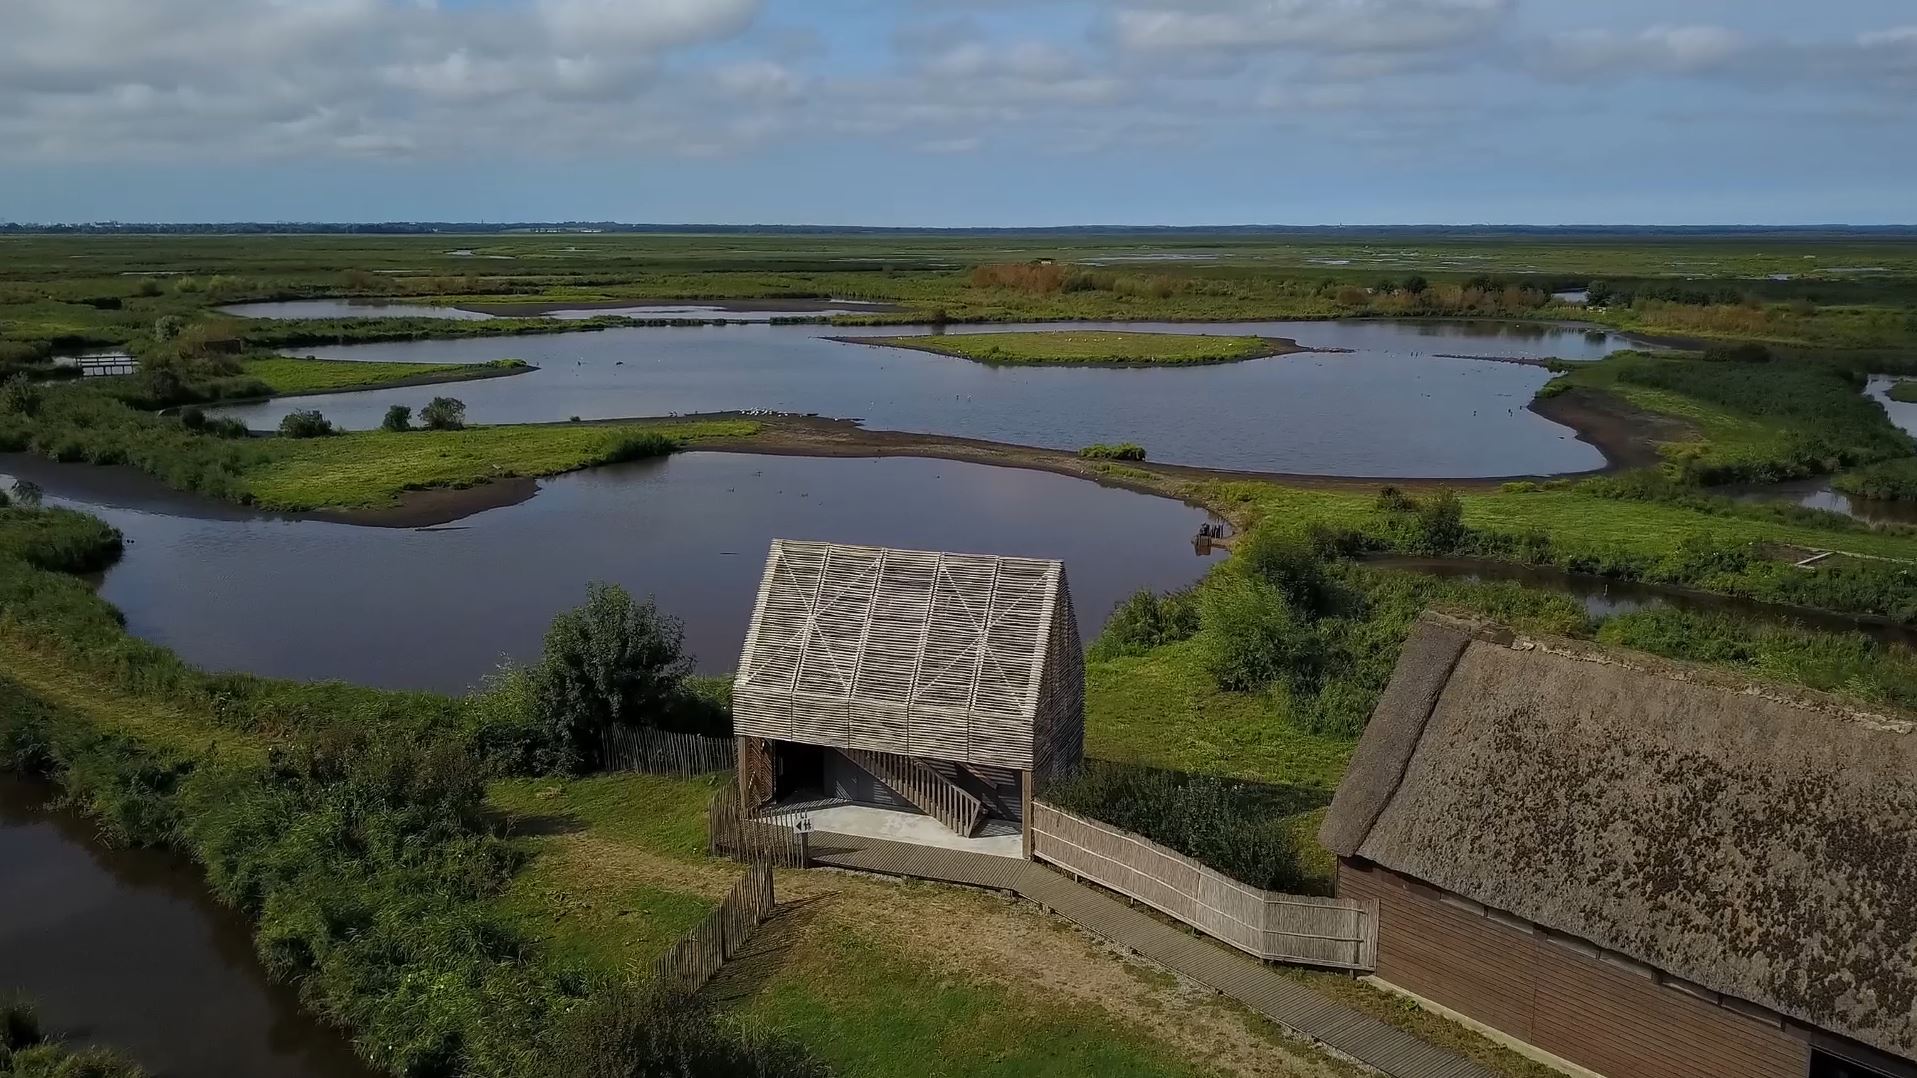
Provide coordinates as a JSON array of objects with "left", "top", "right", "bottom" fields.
[{"left": 807, "top": 832, "right": 1497, "bottom": 1078}]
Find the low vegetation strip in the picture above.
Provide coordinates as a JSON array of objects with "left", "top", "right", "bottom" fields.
[
  {"left": 832, "top": 330, "right": 1300, "bottom": 366},
  {"left": 240, "top": 356, "right": 530, "bottom": 397},
  {"left": 1545, "top": 348, "right": 1915, "bottom": 484},
  {"left": 243, "top": 419, "right": 758, "bottom": 511}
]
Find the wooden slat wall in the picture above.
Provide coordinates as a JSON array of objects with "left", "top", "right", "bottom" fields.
[
  {"left": 595, "top": 726, "right": 736, "bottom": 777},
  {"left": 733, "top": 541, "right": 1081, "bottom": 774},
  {"left": 1031, "top": 802, "right": 1376, "bottom": 970},
  {"left": 1340, "top": 860, "right": 1811, "bottom": 1078},
  {"left": 651, "top": 863, "right": 775, "bottom": 994}
]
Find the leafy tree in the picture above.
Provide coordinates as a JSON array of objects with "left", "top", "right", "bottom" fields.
[
  {"left": 1402, "top": 275, "right": 1429, "bottom": 295},
  {"left": 420, "top": 396, "right": 466, "bottom": 431},
  {"left": 278, "top": 410, "right": 334, "bottom": 438},
  {"left": 381, "top": 404, "right": 413, "bottom": 432},
  {"left": 532, "top": 583, "right": 693, "bottom": 773},
  {"left": 153, "top": 315, "right": 186, "bottom": 342}
]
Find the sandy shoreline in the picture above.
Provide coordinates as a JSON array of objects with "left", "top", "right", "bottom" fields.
[{"left": 320, "top": 392, "right": 1666, "bottom": 528}]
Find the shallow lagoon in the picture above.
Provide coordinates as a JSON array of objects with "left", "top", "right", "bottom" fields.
[{"left": 214, "top": 319, "right": 1637, "bottom": 478}]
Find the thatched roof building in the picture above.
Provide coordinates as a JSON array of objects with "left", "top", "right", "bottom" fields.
[{"left": 1323, "top": 612, "right": 1917, "bottom": 1077}]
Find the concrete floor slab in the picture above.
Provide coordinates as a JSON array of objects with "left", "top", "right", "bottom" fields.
[{"left": 765, "top": 801, "right": 1025, "bottom": 858}]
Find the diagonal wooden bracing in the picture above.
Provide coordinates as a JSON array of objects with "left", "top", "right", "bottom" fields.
[{"left": 734, "top": 541, "right": 1081, "bottom": 774}]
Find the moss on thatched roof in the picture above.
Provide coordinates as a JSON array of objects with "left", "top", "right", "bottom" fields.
[{"left": 1323, "top": 612, "right": 1917, "bottom": 1060}]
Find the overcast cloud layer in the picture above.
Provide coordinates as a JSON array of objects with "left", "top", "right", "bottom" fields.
[{"left": 1, "top": 0, "right": 1912, "bottom": 223}]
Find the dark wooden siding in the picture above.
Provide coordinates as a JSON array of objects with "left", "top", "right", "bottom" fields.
[{"left": 1339, "top": 860, "right": 1810, "bottom": 1078}]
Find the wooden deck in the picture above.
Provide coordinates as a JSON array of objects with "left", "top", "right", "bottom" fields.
[{"left": 807, "top": 832, "right": 1498, "bottom": 1078}]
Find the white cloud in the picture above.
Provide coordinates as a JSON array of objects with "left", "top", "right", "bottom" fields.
[
  {"left": 1544, "top": 24, "right": 1748, "bottom": 78},
  {"left": 714, "top": 60, "right": 806, "bottom": 102},
  {"left": 1114, "top": 0, "right": 1514, "bottom": 55},
  {"left": 0, "top": 0, "right": 762, "bottom": 162}
]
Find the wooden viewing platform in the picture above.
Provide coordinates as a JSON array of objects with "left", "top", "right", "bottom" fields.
[{"left": 805, "top": 831, "right": 1497, "bottom": 1078}]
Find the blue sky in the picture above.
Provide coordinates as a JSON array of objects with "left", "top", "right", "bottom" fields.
[{"left": 2, "top": 0, "right": 1912, "bottom": 225}]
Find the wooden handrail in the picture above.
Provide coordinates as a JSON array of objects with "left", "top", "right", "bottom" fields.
[{"left": 843, "top": 749, "right": 986, "bottom": 837}]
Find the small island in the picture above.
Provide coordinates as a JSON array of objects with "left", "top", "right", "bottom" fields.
[
  {"left": 830, "top": 329, "right": 1311, "bottom": 367},
  {"left": 1890, "top": 379, "right": 1917, "bottom": 403}
]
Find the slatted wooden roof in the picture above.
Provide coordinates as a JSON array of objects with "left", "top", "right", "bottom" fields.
[{"left": 732, "top": 540, "right": 1072, "bottom": 770}]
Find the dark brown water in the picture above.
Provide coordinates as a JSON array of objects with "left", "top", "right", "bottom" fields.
[
  {"left": 4, "top": 453, "right": 1220, "bottom": 693},
  {"left": 1726, "top": 478, "right": 1917, "bottom": 527},
  {"left": 0, "top": 776, "right": 373, "bottom": 1078},
  {"left": 210, "top": 319, "right": 1639, "bottom": 478}
]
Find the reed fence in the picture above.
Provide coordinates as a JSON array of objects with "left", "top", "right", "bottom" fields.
[
  {"left": 1031, "top": 801, "right": 1377, "bottom": 971},
  {"left": 651, "top": 862, "right": 776, "bottom": 994},
  {"left": 708, "top": 774, "right": 810, "bottom": 867},
  {"left": 596, "top": 726, "right": 736, "bottom": 777}
]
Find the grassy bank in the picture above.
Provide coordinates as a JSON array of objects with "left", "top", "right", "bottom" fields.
[
  {"left": 835, "top": 330, "right": 1288, "bottom": 366},
  {"left": 241, "top": 356, "right": 531, "bottom": 396},
  {"left": 0, "top": 382, "right": 757, "bottom": 512},
  {"left": 246, "top": 419, "right": 757, "bottom": 511},
  {"left": 1545, "top": 348, "right": 1915, "bottom": 484}
]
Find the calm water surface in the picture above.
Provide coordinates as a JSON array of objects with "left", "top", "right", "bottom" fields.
[
  {"left": 220, "top": 299, "right": 890, "bottom": 322},
  {"left": 213, "top": 319, "right": 1636, "bottom": 478},
  {"left": 0, "top": 776, "right": 373, "bottom": 1078},
  {"left": 4, "top": 453, "right": 1217, "bottom": 693}
]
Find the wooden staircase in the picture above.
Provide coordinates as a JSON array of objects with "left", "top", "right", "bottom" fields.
[{"left": 841, "top": 749, "right": 987, "bottom": 837}]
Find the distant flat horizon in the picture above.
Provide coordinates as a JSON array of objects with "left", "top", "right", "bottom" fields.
[{"left": 6, "top": 222, "right": 1916, "bottom": 235}]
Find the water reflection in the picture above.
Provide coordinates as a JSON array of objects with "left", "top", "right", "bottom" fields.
[
  {"left": 4, "top": 453, "right": 1218, "bottom": 693},
  {"left": 0, "top": 776, "right": 374, "bottom": 1078},
  {"left": 211, "top": 319, "right": 1639, "bottom": 478}
]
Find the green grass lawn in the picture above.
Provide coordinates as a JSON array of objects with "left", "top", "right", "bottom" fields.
[
  {"left": 243, "top": 419, "right": 759, "bottom": 510},
  {"left": 736, "top": 932, "right": 1228, "bottom": 1078},
  {"left": 488, "top": 774, "right": 726, "bottom": 971},
  {"left": 1194, "top": 478, "right": 1917, "bottom": 562},
  {"left": 1087, "top": 639, "right": 1352, "bottom": 788},
  {"left": 1892, "top": 380, "right": 1917, "bottom": 403},
  {"left": 843, "top": 330, "right": 1280, "bottom": 365},
  {"left": 241, "top": 356, "right": 529, "bottom": 396}
]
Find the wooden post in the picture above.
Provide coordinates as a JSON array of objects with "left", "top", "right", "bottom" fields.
[{"left": 1021, "top": 769, "right": 1035, "bottom": 860}]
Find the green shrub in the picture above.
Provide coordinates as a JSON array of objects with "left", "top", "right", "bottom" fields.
[
  {"left": 601, "top": 432, "right": 677, "bottom": 464},
  {"left": 277, "top": 410, "right": 334, "bottom": 438},
  {"left": 0, "top": 376, "right": 40, "bottom": 417},
  {"left": 1235, "top": 525, "right": 1332, "bottom": 615},
  {"left": 554, "top": 989, "right": 828, "bottom": 1078},
  {"left": 1091, "top": 588, "right": 1201, "bottom": 660},
  {"left": 1199, "top": 578, "right": 1322, "bottom": 694},
  {"left": 152, "top": 315, "right": 186, "bottom": 342},
  {"left": 420, "top": 396, "right": 466, "bottom": 431},
  {"left": 531, "top": 583, "right": 695, "bottom": 774},
  {"left": 1044, "top": 762, "right": 1313, "bottom": 892},
  {"left": 1833, "top": 458, "right": 1917, "bottom": 502},
  {"left": 380, "top": 404, "right": 413, "bottom": 433},
  {"left": 1078, "top": 442, "right": 1146, "bottom": 461}
]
